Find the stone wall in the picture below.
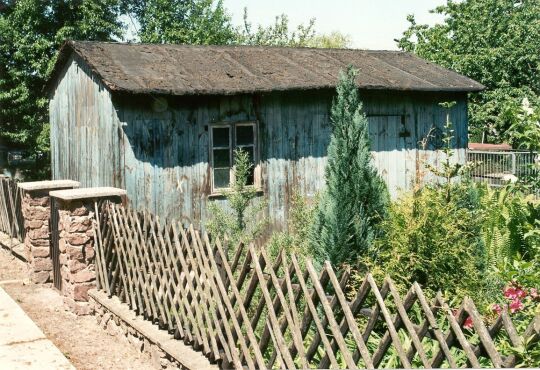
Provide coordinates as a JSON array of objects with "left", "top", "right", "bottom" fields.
[
  {"left": 58, "top": 200, "right": 96, "bottom": 315},
  {"left": 21, "top": 191, "right": 53, "bottom": 283},
  {"left": 89, "top": 290, "right": 213, "bottom": 370}
]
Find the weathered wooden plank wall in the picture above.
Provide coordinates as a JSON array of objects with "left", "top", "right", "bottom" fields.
[
  {"left": 50, "top": 58, "right": 468, "bottom": 232},
  {"left": 50, "top": 55, "right": 123, "bottom": 190}
]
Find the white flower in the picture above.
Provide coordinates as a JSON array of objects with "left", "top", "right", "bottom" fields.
[{"left": 522, "top": 97, "right": 534, "bottom": 115}]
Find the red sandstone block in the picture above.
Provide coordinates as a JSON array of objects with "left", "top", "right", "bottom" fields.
[
  {"left": 58, "top": 238, "right": 66, "bottom": 252},
  {"left": 66, "top": 245, "right": 84, "bottom": 260},
  {"left": 32, "top": 258, "right": 53, "bottom": 272},
  {"left": 26, "top": 206, "right": 49, "bottom": 221},
  {"left": 84, "top": 246, "right": 95, "bottom": 260},
  {"left": 68, "top": 259, "right": 87, "bottom": 273},
  {"left": 73, "top": 284, "right": 94, "bottom": 301},
  {"left": 68, "top": 218, "right": 92, "bottom": 233},
  {"left": 27, "top": 227, "right": 49, "bottom": 240},
  {"left": 25, "top": 219, "right": 44, "bottom": 229},
  {"left": 31, "top": 246, "right": 49, "bottom": 258},
  {"left": 72, "top": 269, "right": 95, "bottom": 283},
  {"left": 31, "top": 271, "right": 51, "bottom": 284},
  {"left": 67, "top": 233, "right": 90, "bottom": 246}
]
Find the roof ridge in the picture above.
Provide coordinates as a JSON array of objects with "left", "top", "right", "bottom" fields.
[{"left": 66, "top": 40, "right": 408, "bottom": 54}]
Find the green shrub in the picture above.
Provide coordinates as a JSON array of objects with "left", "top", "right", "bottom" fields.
[
  {"left": 206, "top": 148, "right": 267, "bottom": 250},
  {"left": 481, "top": 185, "right": 540, "bottom": 271},
  {"left": 364, "top": 181, "right": 490, "bottom": 303},
  {"left": 267, "top": 192, "right": 319, "bottom": 262}
]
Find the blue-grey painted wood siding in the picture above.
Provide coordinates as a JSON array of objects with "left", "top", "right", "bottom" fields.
[
  {"left": 49, "top": 54, "right": 123, "bottom": 189},
  {"left": 50, "top": 58, "right": 468, "bottom": 231}
]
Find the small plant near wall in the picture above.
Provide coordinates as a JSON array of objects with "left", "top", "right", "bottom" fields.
[
  {"left": 206, "top": 148, "right": 267, "bottom": 253},
  {"left": 267, "top": 192, "right": 319, "bottom": 264}
]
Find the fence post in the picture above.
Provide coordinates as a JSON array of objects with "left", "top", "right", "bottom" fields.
[
  {"left": 49, "top": 187, "right": 126, "bottom": 315},
  {"left": 17, "top": 180, "right": 80, "bottom": 284},
  {"left": 511, "top": 152, "right": 517, "bottom": 175}
]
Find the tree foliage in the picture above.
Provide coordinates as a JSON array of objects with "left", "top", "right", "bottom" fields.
[
  {"left": 397, "top": 0, "right": 540, "bottom": 144},
  {"left": 126, "top": 0, "right": 236, "bottom": 44},
  {"left": 237, "top": 8, "right": 350, "bottom": 48},
  {"left": 0, "top": 0, "right": 124, "bottom": 149},
  {"left": 310, "top": 66, "right": 388, "bottom": 267}
]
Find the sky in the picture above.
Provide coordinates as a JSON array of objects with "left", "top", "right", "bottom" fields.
[{"left": 225, "top": 0, "right": 448, "bottom": 50}]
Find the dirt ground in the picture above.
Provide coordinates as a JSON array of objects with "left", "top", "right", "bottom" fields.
[{"left": 0, "top": 248, "right": 157, "bottom": 370}]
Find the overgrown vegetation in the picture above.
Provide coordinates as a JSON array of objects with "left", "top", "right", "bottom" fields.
[
  {"left": 206, "top": 148, "right": 266, "bottom": 250},
  {"left": 309, "top": 66, "right": 389, "bottom": 267},
  {"left": 364, "top": 180, "right": 489, "bottom": 303},
  {"left": 267, "top": 192, "right": 317, "bottom": 264}
]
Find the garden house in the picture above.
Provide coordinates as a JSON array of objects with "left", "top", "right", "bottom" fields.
[{"left": 47, "top": 41, "right": 483, "bottom": 230}]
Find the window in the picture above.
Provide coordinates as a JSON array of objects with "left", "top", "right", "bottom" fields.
[{"left": 210, "top": 122, "right": 259, "bottom": 192}]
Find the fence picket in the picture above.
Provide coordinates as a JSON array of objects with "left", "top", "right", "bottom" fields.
[{"left": 86, "top": 201, "right": 540, "bottom": 370}]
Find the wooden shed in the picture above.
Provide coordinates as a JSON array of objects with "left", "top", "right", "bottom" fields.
[{"left": 47, "top": 41, "right": 483, "bottom": 230}]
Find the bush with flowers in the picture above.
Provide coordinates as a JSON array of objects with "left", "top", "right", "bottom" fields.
[{"left": 489, "top": 277, "right": 540, "bottom": 367}]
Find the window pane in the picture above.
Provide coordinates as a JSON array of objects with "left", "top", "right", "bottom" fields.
[
  {"left": 212, "top": 127, "right": 230, "bottom": 148},
  {"left": 213, "top": 149, "right": 230, "bottom": 167},
  {"left": 236, "top": 125, "right": 254, "bottom": 146},
  {"left": 214, "top": 168, "right": 230, "bottom": 188}
]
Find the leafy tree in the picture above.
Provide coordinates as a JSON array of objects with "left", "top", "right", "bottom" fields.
[
  {"left": 507, "top": 98, "right": 540, "bottom": 152},
  {"left": 237, "top": 9, "right": 315, "bottom": 47},
  {"left": 237, "top": 8, "right": 350, "bottom": 48},
  {"left": 310, "top": 66, "right": 389, "bottom": 266},
  {"left": 397, "top": 0, "right": 540, "bottom": 144},
  {"left": 307, "top": 31, "right": 351, "bottom": 49},
  {"left": 126, "top": 0, "right": 236, "bottom": 44},
  {"left": 0, "top": 0, "right": 124, "bottom": 151}
]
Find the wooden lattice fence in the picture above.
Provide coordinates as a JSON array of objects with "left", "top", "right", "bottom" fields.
[
  {"left": 93, "top": 201, "right": 540, "bottom": 369},
  {"left": 0, "top": 176, "right": 25, "bottom": 241}
]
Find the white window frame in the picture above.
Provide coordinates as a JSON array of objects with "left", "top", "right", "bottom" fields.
[{"left": 209, "top": 121, "right": 260, "bottom": 194}]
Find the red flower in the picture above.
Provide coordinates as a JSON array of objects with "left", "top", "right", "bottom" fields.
[
  {"left": 504, "top": 285, "right": 527, "bottom": 300},
  {"left": 530, "top": 288, "right": 539, "bottom": 300},
  {"left": 463, "top": 316, "right": 473, "bottom": 329},
  {"left": 509, "top": 299, "right": 524, "bottom": 313},
  {"left": 516, "top": 288, "right": 527, "bottom": 299},
  {"left": 504, "top": 286, "right": 517, "bottom": 299},
  {"left": 491, "top": 303, "right": 503, "bottom": 315}
]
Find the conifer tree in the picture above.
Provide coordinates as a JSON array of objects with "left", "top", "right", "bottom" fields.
[{"left": 311, "top": 66, "right": 388, "bottom": 266}]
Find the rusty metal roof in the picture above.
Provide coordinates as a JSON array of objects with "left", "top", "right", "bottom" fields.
[{"left": 49, "top": 40, "right": 484, "bottom": 96}]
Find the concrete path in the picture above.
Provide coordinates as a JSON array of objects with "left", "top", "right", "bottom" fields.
[{"left": 0, "top": 286, "right": 74, "bottom": 369}]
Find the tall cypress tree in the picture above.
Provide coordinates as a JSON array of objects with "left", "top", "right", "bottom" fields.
[{"left": 311, "top": 66, "right": 388, "bottom": 266}]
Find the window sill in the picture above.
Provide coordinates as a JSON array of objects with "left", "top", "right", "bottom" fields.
[{"left": 208, "top": 187, "right": 264, "bottom": 199}]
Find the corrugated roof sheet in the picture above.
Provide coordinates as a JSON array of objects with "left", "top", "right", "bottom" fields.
[{"left": 49, "top": 40, "right": 485, "bottom": 96}]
